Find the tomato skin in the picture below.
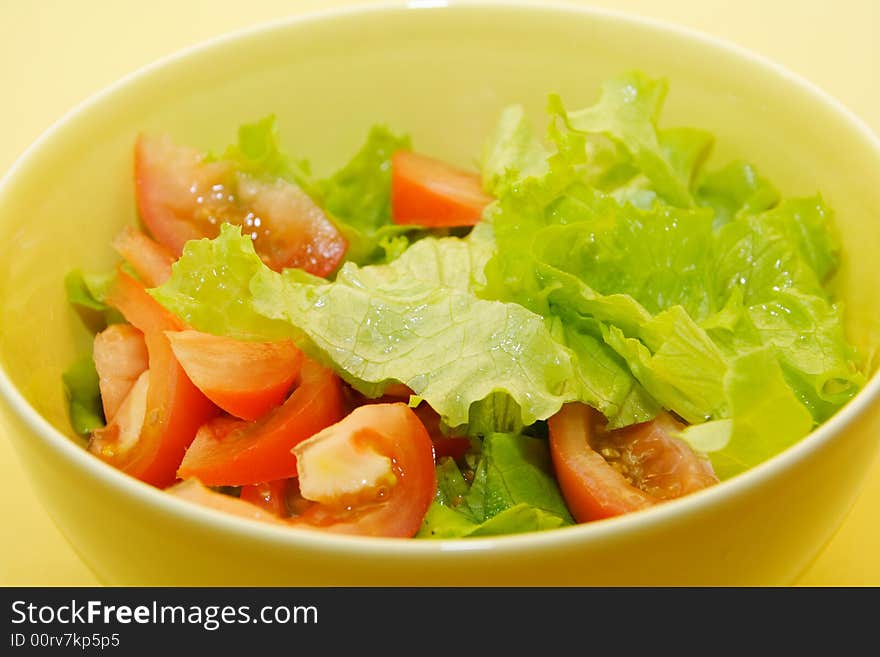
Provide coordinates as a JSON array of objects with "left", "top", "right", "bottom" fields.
[
  {"left": 391, "top": 150, "right": 492, "bottom": 227},
  {"left": 548, "top": 404, "right": 717, "bottom": 522},
  {"left": 239, "top": 479, "right": 291, "bottom": 517},
  {"left": 91, "top": 271, "right": 218, "bottom": 488},
  {"left": 134, "top": 134, "right": 226, "bottom": 256},
  {"left": 166, "top": 330, "right": 304, "bottom": 421},
  {"left": 177, "top": 358, "right": 345, "bottom": 486},
  {"left": 291, "top": 403, "right": 437, "bottom": 538},
  {"left": 93, "top": 323, "right": 149, "bottom": 421},
  {"left": 111, "top": 226, "right": 176, "bottom": 287},
  {"left": 135, "top": 133, "right": 347, "bottom": 276}
]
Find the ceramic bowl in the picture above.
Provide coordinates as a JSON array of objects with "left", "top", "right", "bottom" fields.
[{"left": 2, "top": 2, "right": 879, "bottom": 585}]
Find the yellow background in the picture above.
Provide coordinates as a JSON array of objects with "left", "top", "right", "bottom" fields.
[{"left": 1, "top": 0, "right": 878, "bottom": 586}]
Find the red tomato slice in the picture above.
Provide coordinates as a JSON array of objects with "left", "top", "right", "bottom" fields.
[
  {"left": 177, "top": 358, "right": 345, "bottom": 486},
  {"left": 166, "top": 330, "right": 304, "bottom": 421},
  {"left": 291, "top": 403, "right": 436, "bottom": 538},
  {"left": 93, "top": 323, "right": 149, "bottom": 421},
  {"left": 90, "top": 271, "right": 217, "bottom": 487},
  {"left": 548, "top": 404, "right": 718, "bottom": 522},
  {"left": 135, "top": 134, "right": 347, "bottom": 275},
  {"left": 239, "top": 479, "right": 291, "bottom": 517},
  {"left": 111, "top": 226, "right": 176, "bottom": 287},
  {"left": 104, "top": 268, "right": 185, "bottom": 334},
  {"left": 347, "top": 388, "right": 471, "bottom": 462},
  {"left": 168, "top": 479, "right": 285, "bottom": 525},
  {"left": 91, "top": 370, "right": 150, "bottom": 458},
  {"left": 134, "top": 134, "right": 226, "bottom": 257},
  {"left": 391, "top": 150, "right": 493, "bottom": 227}
]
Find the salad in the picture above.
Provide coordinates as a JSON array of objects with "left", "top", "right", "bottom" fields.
[{"left": 63, "top": 72, "right": 864, "bottom": 539}]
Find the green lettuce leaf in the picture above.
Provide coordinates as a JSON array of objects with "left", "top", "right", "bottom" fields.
[
  {"left": 65, "top": 269, "right": 114, "bottom": 311},
  {"left": 65, "top": 269, "right": 125, "bottom": 328},
  {"left": 315, "top": 125, "right": 415, "bottom": 265},
  {"left": 478, "top": 72, "right": 862, "bottom": 477},
  {"left": 62, "top": 353, "right": 104, "bottom": 435},
  {"left": 464, "top": 392, "right": 525, "bottom": 436},
  {"left": 417, "top": 434, "right": 572, "bottom": 539},
  {"left": 681, "top": 347, "right": 813, "bottom": 479},
  {"left": 154, "top": 225, "right": 598, "bottom": 428},
  {"left": 221, "top": 115, "right": 314, "bottom": 192},
  {"left": 695, "top": 160, "right": 779, "bottom": 227},
  {"left": 550, "top": 72, "right": 711, "bottom": 206},
  {"left": 465, "top": 433, "right": 572, "bottom": 522},
  {"left": 150, "top": 226, "right": 300, "bottom": 341},
  {"left": 419, "top": 502, "right": 568, "bottom": 538},
  {"left": 482, "top": 104, "right": 549, "bottom": 196}
]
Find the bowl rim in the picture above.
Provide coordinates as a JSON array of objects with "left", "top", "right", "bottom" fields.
[{"left": 2, "top": 0, "right": 880, "bottom": 560}]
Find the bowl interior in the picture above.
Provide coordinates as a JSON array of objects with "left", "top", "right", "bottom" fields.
[{"left": 2, "top": 3, "right": 879, "bottom": 449}]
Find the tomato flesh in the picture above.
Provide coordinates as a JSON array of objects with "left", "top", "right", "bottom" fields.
[
  {"left": 391, "top": 150, "right": 492, "bottom": 227},
  {"left": 135, "top": 134, "right": 347, "bottom": 275},
  {"left": 291, "top": 403, "right": 437, "bottom": 538},
  {"left": 177, "top": 358, "right": 345, "bottom": 486},
  {"left": 594, "top": 412, "right": 718, "bottom": 501},
  {"left": 168, "top": 479, "right": 285, "bottom": 525},
  {"left": 90, "top": 271, "right": 217, "bottom": 487},
  {"left": 93, "top": 323, "right": 149, "bottom": 421},
  {"left": 111, "top": 226, "right": 176, "bottom": 287},
  {"left": 239, "top": 479, "right": 292, "bottom": 517},
  {"left": 166, "top": 330, "right": 304, "bottom": 421},
  {"left": 548, "top": 404, "right": 717, "bottom": 522}
]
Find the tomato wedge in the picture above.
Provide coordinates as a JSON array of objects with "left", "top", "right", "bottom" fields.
[
  {"left": 350, "top": 386, "right": 471, "bottom": 462},
  {"left": 290, "top": 403, "right": 436, "bottom": 538},
  {"left": 135, "top": 134, "right": 347, "bottom": 275},
  {"left": 168, "top": 479, "right": 285, "bottom": 525},
  {"left": 239, "top": 479, "right": 291, "bottom": 517},
  {"left": 90, "top": 270, "right": 217, "bottom": 487},
  {"left": 548, "top": 404, "right": 717, "bottom": 522},
  {"left": 93, "top": 323, "right": 149, "bottom": 421},
  {"left": 111, "top": 226, "right": 176, "bottom": 287},
  {"left": 391, "top": 150, "right": 493, "bottom": 227},
  {"left": 177, "top": 358, "right": 344, "bottom": 486},
  {"left": 166, "top": 330, "right": 304, "bottom": 421},
  {"left": 91, "top": 370, "right": 150, "bottom": 456},
  {"left": 104, "top": 268, "right": 184, "bottom": 334}
]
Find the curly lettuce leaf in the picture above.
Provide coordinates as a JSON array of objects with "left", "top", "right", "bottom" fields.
[
  {"left": 482, "top": 104, "right": 549, "bottom": 197},
  {"left": 479, "top": 72, "right": 862, "bottom": 476},
  {"left": 221, "top": 115, "right": 314, "bottom": 192},
  {"left": 150, "top": 226, "right": 298, "bottom": 341},
  {"left": 696, "top": 160, "right": 780, "bottom": 227},
  {"left": 154, "top": 225, "right": 649, "bottom": 428},
  {"left": 256, "top": 244, "right": 579, "bottom": 428},
  {"left": 550, "top": 72, "right": 712, "bottom": 206},
  {"left": 681, "top": 347, "right": 813, "bottom": 479}
]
